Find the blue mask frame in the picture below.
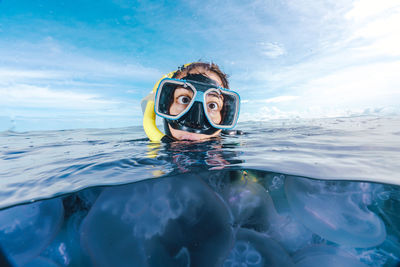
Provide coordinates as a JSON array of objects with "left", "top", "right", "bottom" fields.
[{"left": 154, "top": 77, "right": 240, "bottom": 130}]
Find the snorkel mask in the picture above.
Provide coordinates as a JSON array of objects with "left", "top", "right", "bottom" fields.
[
  {"left": 142, "top": 63, "right": 240, "bottom": 142},
  {"left": 156, "top": 74, "right": 240, "bottom": 136}
]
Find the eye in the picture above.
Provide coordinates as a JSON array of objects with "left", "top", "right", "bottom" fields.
[
  {"left": 207, "top": 102, "right": 219, "bottom": 111},
  {"left": 177, "top": 95, "right": 191, "bottom": 104}
]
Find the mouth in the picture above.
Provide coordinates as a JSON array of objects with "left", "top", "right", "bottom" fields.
[
  {"left": 179, "top": 133, "right": 203, "bottom": 141},
  {"left": 168, "top": 124, "right": 221, "bottom": 141}
]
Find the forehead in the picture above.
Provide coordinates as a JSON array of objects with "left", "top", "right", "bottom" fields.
[{"left": 175, "top": 67, "right": 223, "bottom": 87}]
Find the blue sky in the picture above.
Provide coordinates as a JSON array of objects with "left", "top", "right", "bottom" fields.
[{"left": 1, "top": 0, "right": 399, "bottom": 131}]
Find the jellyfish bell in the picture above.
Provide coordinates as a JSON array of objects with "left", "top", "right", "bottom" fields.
[
  {"left": 80, "top": 174, "right": 234, "bottom": 266},
  {"left": 224, "top": 228, "right": 294, "bottom": 267},
  {"left": 0, "top": 199, "right": 64, "bottom": 265},
  {"left": 293, "top": 245, "right": 369, "bottom": 267},
  {"left": 285, "top": 177, "right": 386, "bottom": 248}
]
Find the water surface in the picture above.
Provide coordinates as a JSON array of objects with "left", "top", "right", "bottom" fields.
[{"left": 1, "top": 115, "right": 400, "bottom": 266}]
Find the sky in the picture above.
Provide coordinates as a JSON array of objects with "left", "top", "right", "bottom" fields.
[{"left": 0, "top": 0, "right": 399, "bottom": 131}]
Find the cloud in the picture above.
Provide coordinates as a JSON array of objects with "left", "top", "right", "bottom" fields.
[
  {"left": 235, "top": 0, "right": 400, "bottom": 119},
  {"left": 0, "top": 38, "right": 161, "bottom": 81},
  {"left": 345, "top": 0, "right": 400, "bottom": 20},
  {"left": 239, "top": 104, "right": 400, "bottom": 122},
  {"left": 241, "top": 96, "right": 298, "bottom": 104},
  {"left": 0, "top": 69, "right": 62, "bottom": 80},
  {"left": 262, "top": 95, "right": 298, "bottom": 103},
  {"left": 345, "top": 1, "right": 400, "bottom": 58},
  {"left": 239, "top": 59, "right": 400, "bottom": 121},
  {"left": 259, "top": 42, "right": 286, "bottom": 58},
  {"left": 0, "top": 84, "right": 119, "bottom": 110},
  {"left": 299, "top": 60, "right": 400, "bottom": 110},
  {"left": 0, "top": 37, "right": 161, "bottom": 124}
]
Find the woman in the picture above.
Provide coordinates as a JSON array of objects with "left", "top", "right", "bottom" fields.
[{"left": 143, "top": 62, "right": 241, "bottom": 142}]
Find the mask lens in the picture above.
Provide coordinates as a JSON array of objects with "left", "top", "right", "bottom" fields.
[
  {"left": 156, "top": 80, "right": 195, "bottom": 119},
  {"left": 205, "top": 89, "right": 224, "bottom": 125},
  {"left": 156, "top": 78, "right": 240, "bottom": 129},
  {"left": 169, "top": 86, "right": 194, "bottom": 116},
  {"left": 204, "top": 89, "right": 239, "bottom": 128}
]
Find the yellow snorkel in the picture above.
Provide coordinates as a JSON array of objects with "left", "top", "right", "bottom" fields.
[
  {"left": 142, "top": 63, "right": 194, "bottom": 142},
  {"left": 142, "top": 73, "right": 171, "bottom": 142}
]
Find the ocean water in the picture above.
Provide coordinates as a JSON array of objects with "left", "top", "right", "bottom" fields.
[{"left": 1, "top": 115, "right": 400, "bottom": 266}]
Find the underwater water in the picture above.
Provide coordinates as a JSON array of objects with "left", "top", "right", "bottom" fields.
[{"left": 1, "top": 115, "right": 400, "bottom": 267}]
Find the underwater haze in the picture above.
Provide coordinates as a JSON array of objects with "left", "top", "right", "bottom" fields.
[{"left": 1, "top": 116, "right": 400, "bottom": 266}]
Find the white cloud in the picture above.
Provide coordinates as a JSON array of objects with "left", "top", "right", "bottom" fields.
[
  {"left": 239, "top": 104, "right": 400, "bottom": 122},
  {"left": 345, "top": 0, "right": 400, "bottom": 57},
  {"left": 262, "top": 95, "right": 298, "bottom": 103},
  {"left": 301, "top": 61, "right": 400, "bottom": 104},
  {"left": 259, "top": 42, "right": 286, "bottom": 58},
  {"left": 0, "top": 69, "right": 62, "bottom": 80},
  {"left": 239, "top": 58, "right": 400, "bottom": 121},
  {"left": 0, "top": 84, "right": 119, "bottom": 110},
  {"left": 235, "top": 0, "right": 400, "bottom": 121},
  {"left": 345, "top": 0, "right": 400, "bottom": 20},
  {"left": 239, "top": 106, "right": 302, "bottom": 122},
  {"left": 241, "top": 96, "right": 298, "bottom": 104},
  {"left": 0, "top": 38, "right": 159, "bottom": 123},
  {"left": 0, "top": 39, "right": 161, "bottom": 81}
]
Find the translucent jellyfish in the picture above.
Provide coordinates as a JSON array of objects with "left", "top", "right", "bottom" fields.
[
  {"left": 217, "top": 172, "right": 316, "bottom": 253},
  {"left": 76, "top": 187, "right": 102, "bottom": 211},
  {"left": 269, "top": 174, "right": 285, "bottom": 191},
  {"left": 285, "top": 177, "right": 386, "bottom": 248},
  {"left": 266, "top": 212, "right": 316, "bottom": 254},
  {"left": 224, "top": 228, "right": 294, "bottom": 267},
  {"left": 265, "top": 175, "right": 320, "bottom": 253},
  {"left": 23, "top": 257, "right": 60, "bottom": 267},
  {"left": 40, "top": 211, "right": 90, "bottom": 266},
  {"left": 347, "top": 235, "right": 400, "bottom": 267},
  {"left": 377, "top": 235, "right": 400, "bottom": 266},
  {"left": 220, "top": 173, "right": 278, "bottom": 232},
  {"left": 0, "top": 199, "right": 64, "bottom": 266},
  {"left": 80, "top": 174, "right": 233, "bottom": 267},
  {"left": 293, "top": 245, "right": 369, "bottom": 267},
  {"left": 374, "top": 185, "right": 400, "bottom": 236},
  {"left": 224, "top": 241, "right": 263, "bottom": 267},
  {"left": 264, "top": 173, "right": 291, "bottom": 214}
]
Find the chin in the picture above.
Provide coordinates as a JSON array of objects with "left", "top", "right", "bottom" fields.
[{"left": 168, "top": 125, "right": 221, "bottom": 141}]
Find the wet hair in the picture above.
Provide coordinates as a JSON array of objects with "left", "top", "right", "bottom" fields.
[{"left": 172, "top": 62, "right": 230, "bottom": 89}]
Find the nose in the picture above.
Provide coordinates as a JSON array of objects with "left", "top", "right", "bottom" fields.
[{"left": 186, "top": 102, "right": 206, "bottom": 129}]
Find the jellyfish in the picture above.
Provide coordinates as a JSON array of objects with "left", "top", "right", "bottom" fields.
[
  {"left": 80, "top": 174, "right": 233, "bottom": 267},
  {"left": 374, "top": 185, "right": 400, "bottom": 236},
  {"left": 346, "top": 235, "right": 400, "bottom": 267},
  {"left": 218, "top": 171, "right": 278, "bottom": 232},
  {"left": 293, "top": 245, "right": 369, "bottom": 267},
  {"left": 40, "top": 211, "right": 90, "bottom": 266},
  {"left": 23, "top": 257, "right": 60, "bottom": 267},
  {"left": 224, "top": 228, "right": 294, "bottom": 267},
  {"left": 0, "top": 198, "right": 64, "bottom": 266},
  {"left": 266, "top": 212, "right": 316, "bottom": 254},
  {"left": 212, "top": 171, "right": 316, "bottom": 254},
  {"left": 285, "top": 177, "right": 386, "bottom": 248}
]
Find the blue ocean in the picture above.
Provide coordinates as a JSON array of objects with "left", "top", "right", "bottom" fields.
[{"left": 1, "top": 115, "right": 400, "bottom": 267}]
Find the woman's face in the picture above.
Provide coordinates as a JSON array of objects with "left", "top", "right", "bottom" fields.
[
  {"left": 169, "top": 87, "right": 224, "bottom": 124},
  {"left": 168, "top": 68, "right": 224, "bottom": 141}
]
